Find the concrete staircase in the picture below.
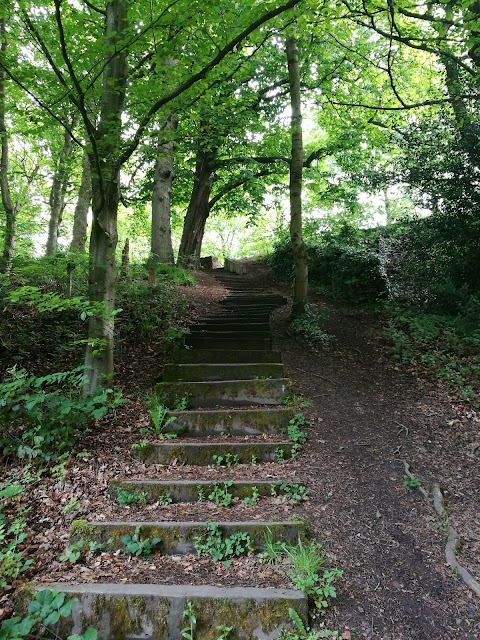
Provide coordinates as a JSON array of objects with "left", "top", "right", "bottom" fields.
[{"left": 41, "top": 268, "right": 307, "bottom": 639}]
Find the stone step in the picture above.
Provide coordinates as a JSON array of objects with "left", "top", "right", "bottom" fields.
[
  {"left": 109, "top": 479, "right": 295, "bottom": 502},
  {"left": 70, "top": 520, "right": 305, "bottom": 554},
  {"left": 148, "top": 407, "right": 293, "bottom": 437},
  {"left": 171, "top": 349, "right": 282, "bottom": 364},
  {"left": 223, "top": 294, "right": 286, "bottom": 301},
  {"left": 220, "top": 301, "right": 283, "bottom": 308},
  {"left": 39, "top": 583, "right": 307, "bottom": 640},
  {"left": 189, "top": 330, "right": 271, "bottom": 339},
  {"left": 195, "top": 323, "right": 270, "bottom": 331},
  {"left": 134, "top": 440, "right": 294, "bottom": 463},
  {"left": 185, "top": 336, "right": 272, "bottom": 350},
  {"left": 203, "top": 315, "right": 272, "bottom": 323},
  {"left": 156, "top": 379, "right": 288, "bottom": 407},
  {"left": 163, "top": 363, "right": 284, "bottom": 382}
]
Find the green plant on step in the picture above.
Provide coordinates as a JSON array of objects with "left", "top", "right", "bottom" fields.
[
  {"left": 212, "top": 452, "right": 240, "bottom": 467},
  {"left": 250, "top": 453, "right": 258, "bottom": 464},
  {"left": 279, "top": 608, "right": 343, "bottom": 639},
  {"left": 208, "top": 481, "right": 233, "bottom": 507},
  {"left": 132, "top": 439, "right": 149, "bottom": 451},
  {"left": 271, "top": 481, "right": 308, "bottom": 504},
  {"left": 194, "top": 522, "right": 254, "bottom": 562},
  {"left": 157, "top": 492, "right": 173, "bottom": 505},
  {"left": 243, "top": 486, "right": 259, "bottom": 506},
  {"left": 0, "top": 590, "right": 99, "bottom": 640},
  {"left": 60, "top": 540, "right": 83, "bottom": 564},
  {"left": 259, "top": 528, "right": 285, "bottom": 564},
  {"left": 173, "top": 393, "right": 190, "bottom": 411},
  {"left": 121, "top": 525, "right": 161, "bottom": 556},
  {"left": 197, "top": 485, "right": 206, "bottom": 501},
  {"left": 284, "top": 538, "right": 342, "bottom": 610},
  {"left": 282, "top": 413, "right": 307, "bottom": 455},
  {"left": 216, "top": 624, "right": 234, "bottom": 640},
  {"left": 181, "top": 600, "right": 196, "bottom": 640},
  {"left": 143, "top": 395, "right": 178, "bottom": 439},
  {"left": 403, "top": 474, "right": 421, "bottom": 490},
  {"left": 116, "top": 487, "right": 148, "bottom": 506}
]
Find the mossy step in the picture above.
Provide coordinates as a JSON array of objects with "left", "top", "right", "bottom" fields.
[
  {"left": 202, "top": 316, "right": 272, "bottom": 323},
  {"left": 146, "top": 407, "right": 293, "bottom": 437},
  {"left": 70, "top": 520, "right": 305, "bottom": 554},
  {"left": 189, "top": 330, "right": 272, "bottom": 339},
  {"left": 185, "top": 336, "right": 273, "bottom": 350},
  {"left": 171, "top": 349, "right": 282, "bottom": 364},
  {"left": 109, "top": 479, "right": 296, "bottom": 502},
  {"left": 156, "top": 379, "right": 288, "bottom": 407},
  {"left": 35, "top": 583, "right": 307, "bottom": 640},
  {"left": 222, "top": 295, "right": 286, "bottom": 302},
  {"left": 163, "top": 363, "right": 284, "bottom": 382},
  {"left": 195, "top": 323, "right": 270, "bottom": 331},
  {"left": 133, "top": 440, "right": 294, "bottom": 463}
]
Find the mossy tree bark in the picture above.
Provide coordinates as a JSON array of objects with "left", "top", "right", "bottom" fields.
[
  {"left": 178, "top": 146, "right": 217, "bottom": 268},
  {"left": 83, "top": 0, "right": 128, "bottom": 395},
  {"left": 286, "top": 35, "right": 307, "bottom": 317},
  {"left": 151, "top": 116, "right": 178, "bottom": 265},
  {"left": 0, "top": 16, "right": 18, "bottom": 273},
  {"left": 70, "top": 148, "right": 92, "bottom": 253}
]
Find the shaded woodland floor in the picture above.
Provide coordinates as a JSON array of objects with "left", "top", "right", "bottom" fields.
[
  {"left": 261, "top": 266, "right": 480, "bottom": 640},
  {"left": 2, "top": 265, "right": 479, "bottom": 639}
]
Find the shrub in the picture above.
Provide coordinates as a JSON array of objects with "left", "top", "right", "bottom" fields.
[{"left": 0, "top": 367, "right": 124, "bottom": 462}]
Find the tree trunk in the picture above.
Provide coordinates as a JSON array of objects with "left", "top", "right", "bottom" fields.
[
  {"left": 70, "top": 148, "right": 92, "bottom": 253},
  {"left": 45, "top": 127, "right": 72, "bottom": 255},
  {"left": 0, "top": 16, "right": 18, "bottom": 273},
  {"left": 151, "top": 116, "right": 177, "bottom": 264},
  {"left": 83, "top": 0, "right": 128, "bottom": 394},
  {"left": 286, "top": 35, "right": 308, "bottom": 317},
  {"left": 178, "top": 147, "right": 217, "bottom": 268}
]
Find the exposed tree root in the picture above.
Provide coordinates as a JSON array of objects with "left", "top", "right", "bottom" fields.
[{"left": 400, "top": 460, "right": 480, "bottom": 598}]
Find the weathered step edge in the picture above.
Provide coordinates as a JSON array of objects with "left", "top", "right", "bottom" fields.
[
  {"left": 109, "top": 479, "right": 297, "bottom": 502},
  {"left": 162, "top": 363, "right": 284, "bottom": 382},
  {"left": 36, "top": 583, "right": 307, "bottom": 640},
  {"left": 171, "top": 349, "right": 282, "bottom": 364},
  {"left": 157, "top": 379, "right": 289, "bottom": 408},
  {"left": 70, "top": 520, "right": 305, "bottom": 554},
  {"left": 152, "top": 407, "right": 294, "bottom": 436},
  {"left": 134, "top": 440, "right": 294, "bottom": 463}
]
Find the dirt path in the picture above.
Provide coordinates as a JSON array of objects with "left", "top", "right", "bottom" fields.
[{"left": 270, "top": 293, "right": 480, "bottom": 639}]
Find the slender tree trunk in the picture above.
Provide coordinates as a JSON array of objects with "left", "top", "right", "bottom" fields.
[
  {"left": 70, "top": 148, "right": 92, "bottom": 253},
  {"left": 45, "top": 127, "right": 72, "bottom": 255},
  {"left": 84, "top": 0, "right": 128, "bottom": 394},
  {"left": 0, "top": 16, "right": 18, "bottom": 273},
  {"left": 151, "top": 116, "right": 178, "bottom": 264},
  {"left": 286, "top": 35, "right": 307, "bottom": 317},
  {"left": 178, "top": 147, "right": 217, "bottom": 267}
]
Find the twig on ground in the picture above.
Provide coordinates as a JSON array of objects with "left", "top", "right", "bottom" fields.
[
  {"left": 294, "top": 367, "right": 336, "bottom": 385},
  {"left": 395, "top": 421, "right": 409, "bottom": 437}
]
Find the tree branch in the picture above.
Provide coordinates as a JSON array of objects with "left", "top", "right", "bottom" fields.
[{"left": 118, "top": 0, "right": 301, "bottom": 167}]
